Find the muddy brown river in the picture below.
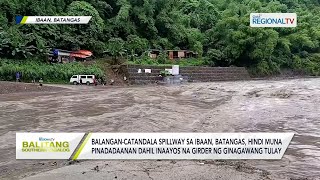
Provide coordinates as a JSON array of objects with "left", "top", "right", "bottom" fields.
[{"left": 0, "top": 78, "right": 319, "bottom": 179}]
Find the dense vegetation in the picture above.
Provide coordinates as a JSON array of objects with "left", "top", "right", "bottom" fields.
[
  {"left": 0, "top": 59, "right": 104, "bottom": 82},
  {"left": 1, "top": 0, "right": 320, "bottom": 76}
]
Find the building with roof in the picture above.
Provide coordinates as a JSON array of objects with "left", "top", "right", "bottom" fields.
[
  {"left": 148, "top": 49, "right": 198, "bottom": 59},
  {"left": 47, "top": 49, "right": 93, "bottom": 63}
]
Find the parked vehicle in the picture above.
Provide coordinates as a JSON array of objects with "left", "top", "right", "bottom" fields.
[{"left": 70, "top": 75, "right": 97, "bottom": 85}]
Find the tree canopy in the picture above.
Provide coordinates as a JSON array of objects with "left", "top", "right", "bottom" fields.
[{"left": 1, "top": 0, "right": 320, "bottom": 75}]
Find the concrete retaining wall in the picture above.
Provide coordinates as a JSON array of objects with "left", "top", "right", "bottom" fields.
[{"left": 127, "top": 65, "right": 251, "bottom": 85}]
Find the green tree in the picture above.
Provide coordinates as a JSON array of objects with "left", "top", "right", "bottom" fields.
[
  {"left": 105, "top": 38, "right": 126, "bottom": 63},
  {"left": 126, "top": 35, "right": 149, "bottom": 56},
  {"left": 1, "top": 0, "right": 320, "bottom": 76},
  {"left": 66, "top": 1, "right": 105, "bottom": 53}
]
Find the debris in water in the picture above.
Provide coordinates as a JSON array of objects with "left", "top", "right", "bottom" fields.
[{"left": 92, "top": 165, "right": 99, "bottom": 172}]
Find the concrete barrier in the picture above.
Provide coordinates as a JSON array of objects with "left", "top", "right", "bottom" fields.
[{"left": 127, "top": 65, "right": 251, "bottom": 85}]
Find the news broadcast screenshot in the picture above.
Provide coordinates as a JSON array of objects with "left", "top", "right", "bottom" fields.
[{"left": 0, "top": 0, "right": 319, "bottom": 180}]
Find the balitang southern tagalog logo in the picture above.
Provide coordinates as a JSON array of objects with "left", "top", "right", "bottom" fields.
[{"left": 22, "top": 136, "right": 70, "bottom": 152}]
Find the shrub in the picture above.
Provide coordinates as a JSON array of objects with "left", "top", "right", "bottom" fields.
[{"left": 0, "top": 59, "right": 104, "bottom": 83}]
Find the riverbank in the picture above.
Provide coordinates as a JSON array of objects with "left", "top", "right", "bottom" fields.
[
  {"left": 0, "top": 59, "right": 104, "bottom": 83},
  {"left": 0, "top": 81, "right": 65, "bottom": 94}
]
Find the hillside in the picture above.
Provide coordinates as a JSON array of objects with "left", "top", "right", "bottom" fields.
[{"left": 1, "top": 0, "right": 320, "bottom": 75}]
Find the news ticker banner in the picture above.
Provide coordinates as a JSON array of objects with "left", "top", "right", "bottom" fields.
[
  {"left": 15, "top": 16, "right": 92, "bottom": 24},
  {"left": 16, "top": 133, "right": 294, "bottom": 160},
  {"left": 250, "top": 13, "right": 297, "bottom": 27}
]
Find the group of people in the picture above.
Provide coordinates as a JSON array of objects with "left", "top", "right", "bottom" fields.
[
  {"left": 16, "top": 72, "right": 43, "bottom": 86},
  {"left": 15, "top": 71, "right": 125, "bottom": 87},
  {"left": 76, "top": 77, "right": 107, "bottom": 86}
]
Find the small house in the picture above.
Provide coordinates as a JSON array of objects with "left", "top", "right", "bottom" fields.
[
  {"left": 167, "top": 50, "right": 198, "bottom": 59},
  {"left": 148, "top": 49, "right": 161, "bottom": 59},
  {"left": 148, "top": 49, "right": 198, "bottom": 59}
]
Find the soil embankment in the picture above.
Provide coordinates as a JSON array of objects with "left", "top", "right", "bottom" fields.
[{"left": 0, "top": 81, "right": 65, "bottom": 95}]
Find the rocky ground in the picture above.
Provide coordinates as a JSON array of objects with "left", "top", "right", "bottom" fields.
[{"left": 0, "top": 79, "right": 319, "bottom": 180}]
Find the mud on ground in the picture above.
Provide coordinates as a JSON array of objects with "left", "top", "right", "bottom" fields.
[
  {"left": 0, "top": 79, "right": 319, "bottom": 180},
  {"left": 0, "top": 81, "right": 65, "bottom": 95}
]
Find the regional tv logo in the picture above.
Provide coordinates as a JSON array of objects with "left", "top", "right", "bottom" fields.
[{"left": 250, "top": 13, "right": 297, "bottom": 27}]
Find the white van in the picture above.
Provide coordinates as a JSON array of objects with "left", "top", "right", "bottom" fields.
[{"left": 70, "top": 75, "right": 97, "bottom": 85}]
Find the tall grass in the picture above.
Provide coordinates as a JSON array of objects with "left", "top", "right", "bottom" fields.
[{"left": 0, "top": 59, "right": 104, "bottom": 83}]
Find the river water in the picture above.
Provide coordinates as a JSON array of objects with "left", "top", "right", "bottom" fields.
[
  {"left": 0, "top": 78, "right": 319, "bottom": 179},
  {"left": 177, "top": 78, "right": 320, "bottom": 179}
]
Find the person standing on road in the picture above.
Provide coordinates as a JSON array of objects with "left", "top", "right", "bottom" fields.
[
  {"left": 101, "top": 76, "right": 106, "bottom": 86},
  {"left": 110, "top": 79, "right": 114, "bottom": 85},
  {"left": 80, "top": 78, "right": 83, "bottom": 85},
  {"left": 16, "top": 72, "right": 21, "bottom": 82},
  {"left": 39, "top": 78, "right": 43, "bottom": 86}
]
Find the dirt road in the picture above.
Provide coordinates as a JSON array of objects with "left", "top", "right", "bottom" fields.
[{"left": 0, "top": 79, "right": 319, "bottom": 179}]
